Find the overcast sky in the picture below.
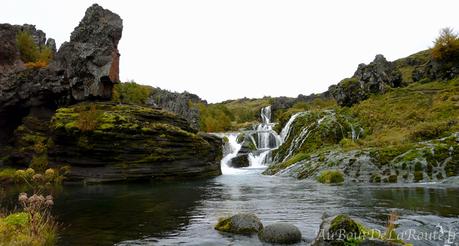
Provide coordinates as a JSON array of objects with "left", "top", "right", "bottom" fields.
[{"left": 2, "top": 1, "right": 458, "bottom": 102}]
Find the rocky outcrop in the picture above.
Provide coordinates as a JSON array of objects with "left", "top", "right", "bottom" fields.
[
  {"left": 266, "top": 132, "right": 459, "bottom": 183},
  {"left": 0, "top": 24, "right": 21, "bottom": 71},
  {"left": 44, "top": 102, "right": 222, "bottom": 182},
  {"left": 147, "top": 88, "right": 206, "bottom": 130},
  {"left": 0, "top": 4, "right": 123, "bottom": 146},
  {"left": 330, "top": 55, "right": 402, "bottom": 107},
  {"left": 54, "top": 3, "right": 122, "bottom": 101}
]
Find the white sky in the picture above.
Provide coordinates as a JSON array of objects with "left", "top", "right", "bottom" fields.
[{"left": 2, "top": 1, "right": 458, "bottom": 103}]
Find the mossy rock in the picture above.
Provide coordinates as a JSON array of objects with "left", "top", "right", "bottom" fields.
[
  {"left": 317, "top": 170, "right": 344, "bottom": 184},
  {"left": 215, "top": 213, "right": 263, "bottom": 235},
  {"left": 328, "top": 214, "right": 361, "bottom": 239}
]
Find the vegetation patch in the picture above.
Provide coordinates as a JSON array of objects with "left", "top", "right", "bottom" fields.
[{"left": 316, "top": 170, "right": 344, "bottom": 184}]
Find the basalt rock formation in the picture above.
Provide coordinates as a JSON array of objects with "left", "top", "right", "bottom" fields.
[
  {"left": 55, "top": 3, "right": 122, "bottom": 101},
  {"left": 47, "top": 102, "right": 222, "bottom": 182},
  {"left": 147, "top": 88, "right": 206, "bottom": 130},
  {"left": 329, "top": 55, "right": 402, "bottom": 107},
  {"left": 0, "top": 4, "right": 122, "bottom": 146},
  {"left": 1, "top": 4, "right": 223, "bottom": 181}
]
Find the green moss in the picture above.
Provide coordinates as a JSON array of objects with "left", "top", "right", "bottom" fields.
[
  {"left": 317, "top": 170, "right": 344, "bottom": 184},
  {"left": 214, "top": 217, "right": 233, "bottom": 232},
  {"left": 3, "top": 212, "right": 29, "bottom": 226},
  {"left": 330, "top": 214, "right": 360, "bottom": 236},
  {"left": 414, "top": 171, "right": 424, "bottom": 182}
]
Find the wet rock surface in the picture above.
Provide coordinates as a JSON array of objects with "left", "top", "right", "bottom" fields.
[
  {"left": 258, "top": 223, "right": 302, "bottom": 244},
  {"left": 215, "top": 213, "right": 263, "bottom": 235}
]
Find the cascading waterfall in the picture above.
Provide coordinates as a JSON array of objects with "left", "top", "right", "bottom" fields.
[
  {"left": 249, "top": 106, "right": 282, "bottom": 166},
  {"left": 279, "top": 112, "right": 307, "bottom": 143},
  {"left": 219, "top": 133, "right": 243, "bottom": 174}
]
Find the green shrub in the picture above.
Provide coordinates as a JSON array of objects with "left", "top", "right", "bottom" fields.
[
  {"left": 431, "top": 27, "right": 459, "bottom": 62},
  {"left": 316, "top": 170, "right": 344, "bottom": 184},
  {"left": 195, "top": 103, "right": 233, "bottom": 132},
  {"left": 30, "top": 156, "right": 48, "bottom": 172},
  {"left": 16, "top": 31, "right": 52, "bottom": 66},
  {"left": 112, "top": 81, "right": 153, "bottom": 105}
]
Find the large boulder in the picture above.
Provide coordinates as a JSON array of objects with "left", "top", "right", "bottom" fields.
[
  {"left": 214, "top": 213, "right": 263, "bottom": 234},
  {"left": 45, "top": 102, "right": 222, "bottom": 182},
  {"left": 54, "top": 3, "right": 123, "bottom": 101},
  {"left": 229, "top": 153, "right": 249, "bottom": 168},
  {"left": 258, "top": 223, "right": 302, "bottom": 244}
]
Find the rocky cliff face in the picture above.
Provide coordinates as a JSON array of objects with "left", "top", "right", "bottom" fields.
[
  {"left": 147, "top": 88, "right": 206, "bottom": 130},
  {"left": 47, "top": 102, "right": 221, "bottom": 182},
  {"left": 1, "top": 4, "right": 223, "bottom": 182},
  {"left": 0, "top": 4, "right": 122, "bottom": 146},
  {"left": 54, "top": 4, "right": 122, "bottom": 101}
]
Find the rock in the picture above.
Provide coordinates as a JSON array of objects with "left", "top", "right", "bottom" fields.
[
  {"left": 354, "top": 55, "right": 402, "bottom": 92},
  {"left": 328, "top": 78, "right": 367, "bottom": 107},
  {"left": 0, "top": 4, "right": 123, "bottom": 146},
  {"left": 258, "top": 223, "right": 302, "bottom": 244},
  {"left": 46, "top": 38, "right": 56, "bottom": 53},
  {"left": 44, "top": 102, "right": 221, "bottom": 182},
  {"left": 229, "top": 154, "right": 249, "bottom": 168},
  {"left": 146, "top": 88, "right": 206, "bottom": 130},
  {"left": 214, "top": 213, "right": 263, "bottom": 234},
  {"left": 0, "top": 24, "right": 20, "bottom": 70},
  {"left": 55, "top": 3, "right": 122, "bottom": 101},
  {"left": 330, "top": 55, "right": 402, "bottom": 107},
  {"left": 312, "top": 214, "right": 404, "bottom": 246}
]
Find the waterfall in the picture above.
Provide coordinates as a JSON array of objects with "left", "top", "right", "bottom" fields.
[
  {"left": 279, "top": 112, "right": 306, "bottom": 143},
  {"left": 219, "top": 133, "right": 243, "bottom": 174},
  {"left": 248, "top": 106, "right": 282, "bottom": 166}
]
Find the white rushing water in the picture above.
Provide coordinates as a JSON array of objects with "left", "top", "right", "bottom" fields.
[
  {"left": 220, "top": 106, "right": 284, "bottom": 171},
  {"left": 219, "top": 133, "right": 245, "bottom": 175},
  {"left": 279, "top": 111, "right": 307, "bottom": 143}
]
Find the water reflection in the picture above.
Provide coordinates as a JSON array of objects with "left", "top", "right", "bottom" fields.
[{"left": 2, "top": 169, "right": 458, "bottom": 245}]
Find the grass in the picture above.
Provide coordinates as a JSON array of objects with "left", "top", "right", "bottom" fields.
[{"left": 344, "top": 78, "right": 459, "bottom": 147}]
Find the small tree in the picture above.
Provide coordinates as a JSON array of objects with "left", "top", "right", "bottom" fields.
[
  {"left": 16, "top": 31, "right": 53, "bottom": 68},
  {"left": 16, "top": 31, "right": 39, "bottom": 63},
  {"left": 431, "top": 27, "right": 459, "bottom": 62}
]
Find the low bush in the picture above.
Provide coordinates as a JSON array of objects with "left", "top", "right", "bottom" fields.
[
  {"left": 16, "top": 31, "right": 53, "bottom": 67},
  {"left": 77, "top": 104, "right": 99, "bottom": 132},
  {"left": 112, "top": 81, "right": 153, "bottom": 105}
]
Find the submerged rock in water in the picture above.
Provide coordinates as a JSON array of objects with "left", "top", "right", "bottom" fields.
[
  {"left": 229, "top": 154, "right": 250, "bottom": 168},
  {"left": 312, "top": 214, "right": 404, "bottom": 246},
  {"left": 258, "top": 223, "right": 302, "bottom": 244},
  {"left": 44, "top": 102, "right": 221, "bottom": 182},
  {"left": 214, "top": 213, "right": 263, "bottom": 235}
]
